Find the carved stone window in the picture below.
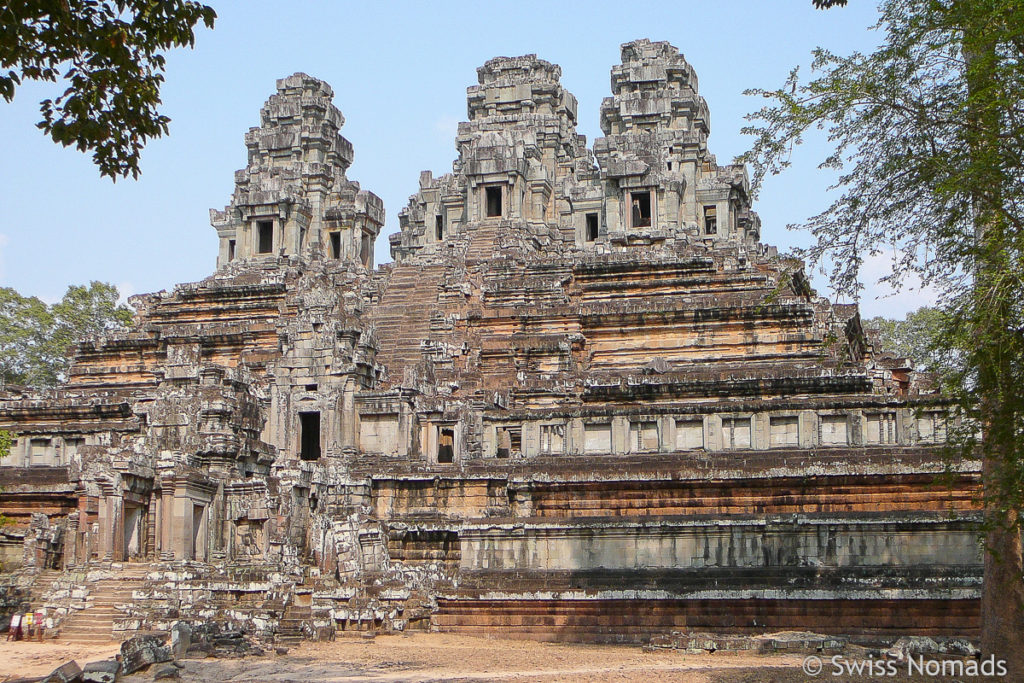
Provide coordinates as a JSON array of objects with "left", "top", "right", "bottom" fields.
[
  {"left": 630, "top": 191, "right": 652, "bottom": 228},
  {"left": 485, "top": 186, "right": 503, "bottom": 218},
  {"left": 722, "top": 417, "right": 751, "bottom": 449},
  {"left": 865, "top": 412, "right": 898, "bottom": 444},
  {"left": 675, "top": 419, "right": 704, "bottom": 450},
  {"left": 704, "top": 206, "right": 717, "bottom": 235},
  {"left": 583, "top": 423, "right": 611, "bottom": 454},
  {"left": 437, "top": 427, "right": 455, "bottom": 463},
  {"left": 820, "top": 414, "right": 849, "bottom": 445},
  {"left": 256, "top": 220, "right": 274, "bottom": 254},
  {"left": 585, "top": 213, "right": 599, "bottom": 242},
  {"left": 299, "top": 411, "right": 321, "bottom": 460},
  {"left": 918, "top": 411, "right": 948, "bottom": 443},
  {"left": 540, "top": 424, "right": 565, "bottom": 454},
  {"left": 769, "top": 416, "right": 799, "bottom": 447},
  {"left": 628, "top": 420, "right": 659, "bottom": 452}
]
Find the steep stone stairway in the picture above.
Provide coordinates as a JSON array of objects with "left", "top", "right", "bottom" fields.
[
  {"left": 465, "top": 222, "right": 500, "bottom": 262},
  {"left": 371, "top": 265, "right": 444, "bottom": 385},
  {"left": 57, "top": 564, "right": 152, "bottom": 644},
  {"left": 277, "top": 604, "right": 311, "bottom": 645}
]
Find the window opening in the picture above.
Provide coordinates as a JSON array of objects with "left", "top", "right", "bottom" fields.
[
  {"left": 704, "top": 206, "right": 717, "bottom": 235},
  {"left": 540, "top": 424, "right": 565, "bottom": 454},
  {"left": 629, "top": 421, "right": 659, "bottom": 452},
  {"left": 360, "top": 233, "right": 371, "bottom": 267},
  {"left": 630, "top": 191, "right": 651, "bottom": 228},
  {"left": 722, "top": 417, "right": 751, "bottom": 449},
  {"left": 497, "top": 425, "right": 521, "bottom": 459},
  {"left": 437, "top": 427, "right": 455, "bottom": 464},
  {"left": 769, "top": 416, "right": 799, "bottom": 447},
  {"left": 485, "top": 186, "right": 502, "bottom": 218},
  {"left": 227, "top": 239, "right": 235, "bottom": 262},
  {"left": 865, "top": 412, "right": 898, "bottom": 444},
  {"left": 675, "top": 419, "right": 704, "bottom": 450},
  {"left": 299, "top": 411, "right": 321, "bottom": 461},
  {"left": 820, "top": 414, "right": 849, "bottom": 445},
  {"left": 256, "top": 220, "right": 274, "bottom": 254},
  {"left": 329, "top": 231, "right": 341, "bottom": 259},
  {"left": 583, "top": 423, "right": 612, "bottom": 454},
  {"left": 436, "top": 214, "right": 444, "bottom": 241},
  {"left": 31, "top": 438, "right": 52, "bottom": 465},
  {"left": 585, "top": 213, "right": 599, "bottom": 242}
]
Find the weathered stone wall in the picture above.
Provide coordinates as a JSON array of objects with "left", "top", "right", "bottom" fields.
[{"left": 0, "top": 41, "right": 981, "bottom": 646}]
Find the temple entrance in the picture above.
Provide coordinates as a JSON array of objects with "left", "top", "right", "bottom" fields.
[
  {"left": 192, "top": 503, "right": 207, "bottom": 561},
  {"left": 123, "top": 503, "right": 145, "bottom": 561}
]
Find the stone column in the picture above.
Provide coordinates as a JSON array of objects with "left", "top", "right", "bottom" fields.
[
  {"left": 98, "top": 495, "right": 115, "bottom": 562},
  {"left": 110, "top": 494, "right": 124, "bottom": 562},
  {"left": 160, "top": 486, "right": 175, "bottom": 561},
  {"left": 341, "top": 377, "right": 356, "bottom": 449}
]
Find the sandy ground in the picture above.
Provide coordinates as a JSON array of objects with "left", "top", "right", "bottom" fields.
[
  {"left": 0, "top": 639, "right": 122, "bottom": 679},
  {"left": 0, "top": 633, "right": 982, "bottom": 682}
]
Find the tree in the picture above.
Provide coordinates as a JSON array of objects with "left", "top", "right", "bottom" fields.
[
  {"left": 0, "top": 281, "right": 133, "bottom": 387},
  {"left": 742, "top": 0, "right": 1024, "bottom": 670},
  {"left": 0, "top": 1, "right": 216, "bottom": 179},
  {"left": 864, "top": 306, "right": 945, "bottom": 370}
]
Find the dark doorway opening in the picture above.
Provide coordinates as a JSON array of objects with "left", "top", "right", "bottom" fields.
[
  {"left": 436, "top": 215, "right": 444, "bottom": 240},
  {"left": 299, "top": 411, "right": 321, "bottom": 461},
  {"left": 585, "top": 213, "right": 599, "bottom": 242},
  {"left": 330, "top": 231, "right": 341, "bottom": 259},
  {"left": 228, "top": 239, "right": 236, "bottom": 261},
  {"left": 703, "top": 206, "right": 718, "bottom": 235},
  {"left": 437, "top": 427, "right": 455, "bottom": 464},
  {"left": 630, "top": 192, "right": 651, "bottom": 228},
  {"left": 485, "top": 186, "right": 502, "bottom": 218},
  {"left": 257, "top": 220, "right": 274, "bottom": 254}
]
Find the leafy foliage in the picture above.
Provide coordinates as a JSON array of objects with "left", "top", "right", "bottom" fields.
[
  {"left": 0, "top": 281, "right": 132, "bottom": 387},
  {"left": 864, "top": 306, "right": 947, "bottom": 370},
  {"left": 740, "top": 0, "right": 1024, "bottom": 458},
  {"left": 0, "top": 1, "right": 216, "bottom": 179},
  {"left": 741, "top": 0, "right": 1024, "bottom": 656}
]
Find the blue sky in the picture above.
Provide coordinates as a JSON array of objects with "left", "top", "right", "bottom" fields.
[{"left": 0, "top": 0, "right": 935, "bottom": 318}]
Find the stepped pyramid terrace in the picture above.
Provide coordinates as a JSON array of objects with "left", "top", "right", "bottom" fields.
[{"left": 0, "top": 41, "right": 980, "bottom": 645}]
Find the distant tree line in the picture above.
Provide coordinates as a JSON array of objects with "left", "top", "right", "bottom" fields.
[{"left": 0, "top": 281, "right": 133, "bottom": 388}]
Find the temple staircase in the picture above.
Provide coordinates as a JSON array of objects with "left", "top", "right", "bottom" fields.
[
  {"left": 57, "top": 564, "right": 152, "bottom": 644},
  {"left": 371, "top": 265, "right": 444, "bottom": 385}
]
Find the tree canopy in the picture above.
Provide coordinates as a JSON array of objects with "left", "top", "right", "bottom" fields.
[
  {"left": 0, "top": 1, "right": 216, "bottom": 179},
  {"left": 0, "top": 281, "right": 133, "bottom": 387},
  {"left": 864, "top": 306, "right": 945, "bottom": 370},
  {"left": 742, "top": 0, "right": 1024, "bottom": 666}
]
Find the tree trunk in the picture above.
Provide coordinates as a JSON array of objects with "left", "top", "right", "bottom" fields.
[
  {"left": 981, "top": 517, "right": 1024, "bottom": 674},
  {"left": 962, "top": 1, "right": 1024, "bottom": 670}
]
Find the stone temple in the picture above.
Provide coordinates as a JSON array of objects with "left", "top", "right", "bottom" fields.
[{"left": 0, "top": 40, "right": 980, "bottom": 645}]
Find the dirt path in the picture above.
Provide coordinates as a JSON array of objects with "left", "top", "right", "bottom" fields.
[
  {"left": 136, "top": 633, "right": 806, "bottom": 683},
  {"left": 0, "top": 640, "right": 121, "bottom": 680},
  {"left": 2, "top": 633, "right": 980, "bottom": 682}
]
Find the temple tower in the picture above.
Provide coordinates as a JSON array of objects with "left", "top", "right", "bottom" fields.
[{"left": 211, "top": 73, "right": 384, "bottom": 269}]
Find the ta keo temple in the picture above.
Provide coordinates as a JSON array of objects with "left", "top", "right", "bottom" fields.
[{"left": 0, "top": 40, "right": 979, "bottom": 645}]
